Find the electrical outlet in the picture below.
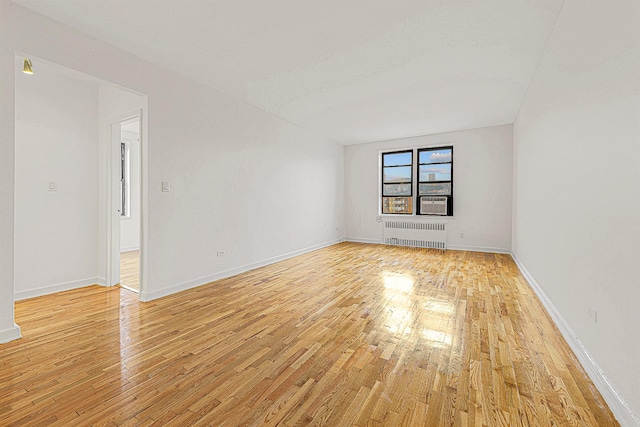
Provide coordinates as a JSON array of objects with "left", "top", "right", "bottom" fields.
[
  {"left": 217, "top": 250, "right": 226, "bottom": 257},
  {"left": 459, "top": 231, "right": 464, "bottom": 238},
  {"left": 587, "top": 305, "right": 598, "bottom": 323}
]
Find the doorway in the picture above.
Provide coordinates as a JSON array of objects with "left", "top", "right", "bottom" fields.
[
  {"left": 118, "top": 116, "right": 141, "bottom": 292},
  {"left": 108, "top": 111, "right": 144, "bottom": 295}
]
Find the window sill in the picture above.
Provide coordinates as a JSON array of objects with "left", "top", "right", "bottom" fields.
[{"left": 377, "top": 214, "right": 455, "bottom": 221}]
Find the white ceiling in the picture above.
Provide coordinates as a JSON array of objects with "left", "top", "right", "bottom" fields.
[{"left": 13, "top": 0, "right": 564, "bottom": 145}]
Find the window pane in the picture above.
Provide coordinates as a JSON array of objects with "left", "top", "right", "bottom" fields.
[
  {"left": 419, "top": 182, "right": 452, "bottom": 196},
  {"left": 382, "top": 197, "right": 412, "bottom": 214},
  {"left": 383, "top": 151, "right": 412, "bottom": 167},
  {"left": 383, "top": 183, "right": 412, "bottom": 196},
  {"left": 419, "top": 164, "right": 451, "bottom": 182},
  {"left": 419, "top": 148, "right": 452, "bottom": 164},
  {"left": 121, "top": 143, "right": 128, "bottom": 217},
  {"left": 383, "top": 166, "right": 411, "bottom": 183}
]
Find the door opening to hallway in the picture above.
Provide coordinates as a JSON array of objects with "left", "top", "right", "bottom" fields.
[{"left": 117, "top": 116, "right": 141, "bottom": 293}]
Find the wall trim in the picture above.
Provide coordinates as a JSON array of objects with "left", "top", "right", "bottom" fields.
[
  {"left": 140, "top": 239, "right": 342, "bottom": 302},
  {"left": 447, "top": 245, "right": 510, "bottom": 254},
  {"left": 511, "top": 253, "right": 640, "bottom": 427},
  {"left": 15, "top": 277, "right": 105, "bottom": 301},
  {"left": 345, "top": 237, "right": 383, "bottom": 245},
  {"left": 120, "top": 245, "right": 140, "bottom": 253},
  {"left": 0, "top": 324, "right": 22, "bottom": 344},
  {"left": 345, "top": 238, "right": 510, "bottom": 255}
]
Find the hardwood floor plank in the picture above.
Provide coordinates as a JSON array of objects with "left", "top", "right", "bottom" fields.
[
  {"left": 120, "top": 250, "right": 140, "bottom": 291},
  {"left": 1, "top": 243, "right": 620, "bottom": 426}
]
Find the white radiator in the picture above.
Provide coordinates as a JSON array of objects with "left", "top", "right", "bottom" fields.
[{"left": 383, "top": 221, "right": 447, "bottom": 250}]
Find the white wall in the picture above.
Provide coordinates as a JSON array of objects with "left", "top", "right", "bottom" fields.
[
  {"left": 0, "top": 0, "right": 344, "bottom": 327},
  {"left": 345, "top": 124, "right": 513, "bottom": 252},
  {"left": 120, "top": 128, "right": 141, "bottom": 252},
  {"left": 0, "top": 0, "right": 20, "bottom": 342},
  {"left": 147, "top": 88, "right": 344, "bottom": 298},
  {"left": 14, "top": 58, "right": 100, "bottom": 300},
  {"left": 513, "top": 0, "right": 640, "bottom": 423}
]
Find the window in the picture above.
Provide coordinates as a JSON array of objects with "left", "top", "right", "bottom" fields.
[
  {"left": 120, "top": 142, "right": 130, "bottom": 217},
  {"left": 381, "top": 150, "right": 413, "bottom": 214},
  {"left": 418, "top": 147, "right": 452, "bottom": 196},
  {"left": 380, "top": 146, "right": 453, "bottom": 216},
  {"left": 418, "top": 146, "right": 453, "bottom": 216}
]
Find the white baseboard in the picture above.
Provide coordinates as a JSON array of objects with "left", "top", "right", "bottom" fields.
[
  {"left": 345, "top": 238, "right": 510, "bottom": 255},
  {"left": 140, "top": 239, "right": 341, "bottom": 302},
  {"left": 511, "top": 253, "right": 640, "bottom": 427},
  {"left": 447, "top": 244, "right": 511, "bottom": 254},
  {"left": 15, "top": 277, "right": 104, "bottom": 301},
  {"left": 120, "top": 245, "right": 140, "bottom": 253},
  {"left": 0, "top": 324, "right": 22, "bottom": 344},
  {"left": 345, "top": 237, "right": 383, "bottom": 245}
]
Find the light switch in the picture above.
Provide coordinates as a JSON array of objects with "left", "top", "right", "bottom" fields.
[
  {"left": 161, "top": 181, "right": 171, "bottom": 192},
  {"left": 47, "top": 181, "right": 57, "bottom": 192}
]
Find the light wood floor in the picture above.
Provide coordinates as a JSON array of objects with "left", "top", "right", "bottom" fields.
[
  {"left": 120, "top": 250, "right": 140, "bottom": 292},
  {"left": 1, "top": 243, "right": 618, "bottom": 426}
]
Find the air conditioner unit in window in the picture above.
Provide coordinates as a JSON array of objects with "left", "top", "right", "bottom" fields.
[{"left": 420, "top": 196, "right": 448, "bottom": 215}]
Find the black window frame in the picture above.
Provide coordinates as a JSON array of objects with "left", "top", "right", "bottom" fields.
[
  {"left": 417, "top": 146, "right": 453, "bottom": 216},
  {"left": 381, "top": 150, "right": 413, "bottom": 215}
]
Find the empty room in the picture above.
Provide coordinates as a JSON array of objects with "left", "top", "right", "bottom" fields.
[{"left": 0, "top": 0, "right": 638, "bottom": 426}]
